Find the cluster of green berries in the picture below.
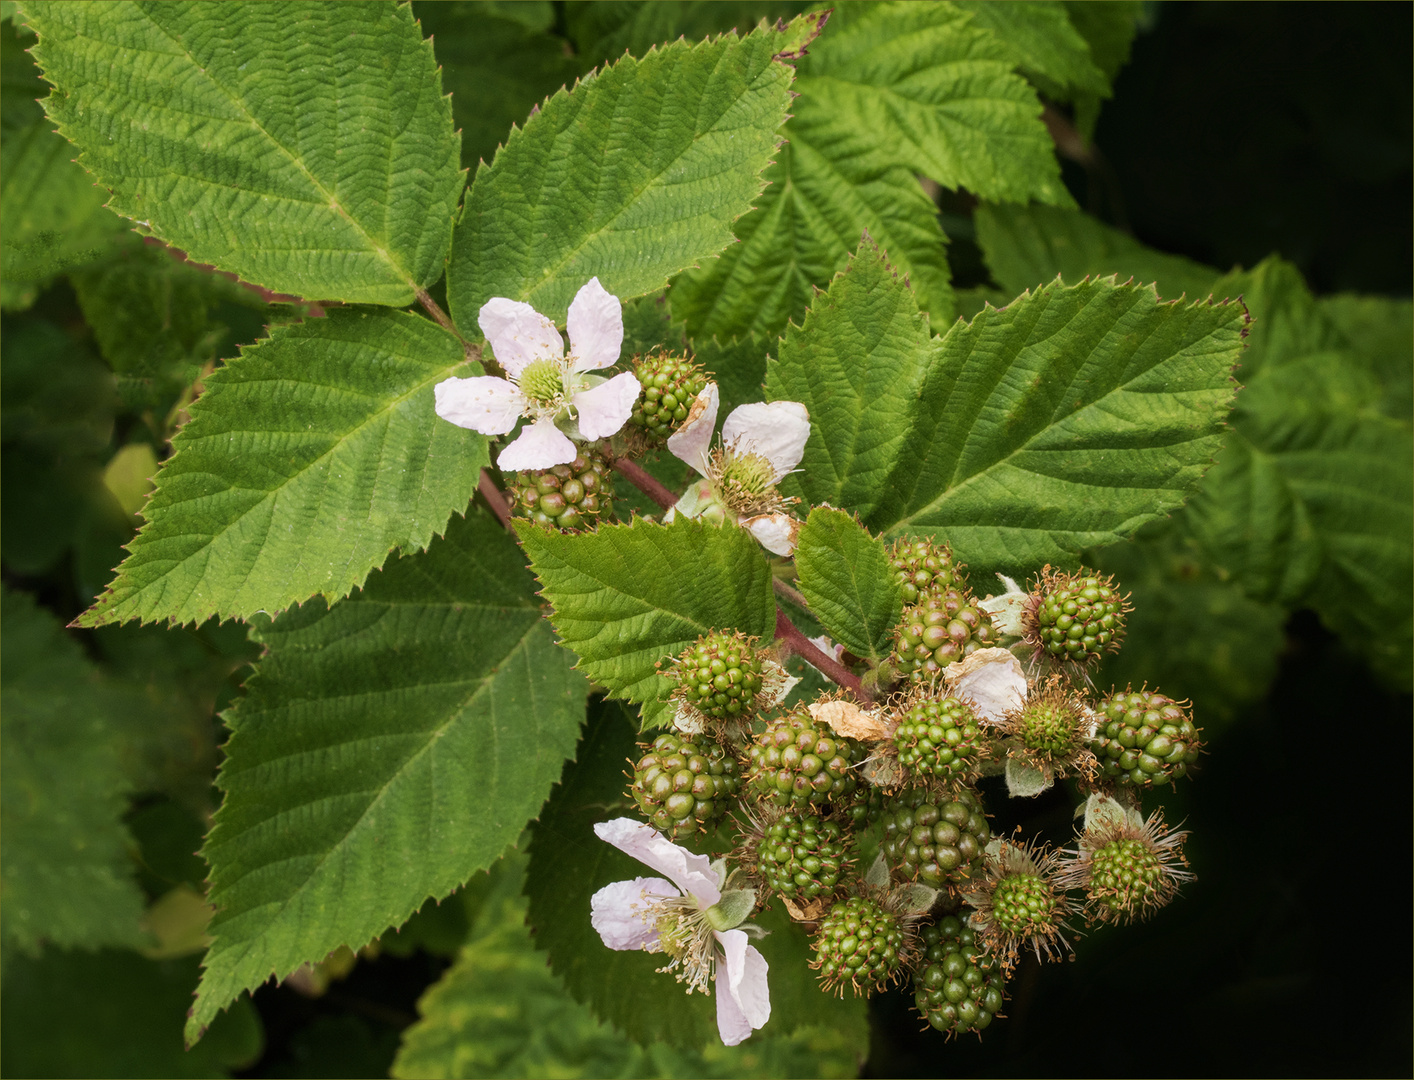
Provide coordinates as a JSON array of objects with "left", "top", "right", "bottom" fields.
[
  {"left": 890, "top": 538, "right": 964, "bottom": 605},
  {"left": 1027, "top": 570, "right": 1129, "bottom": 665},
  {"left": 754, "top": 810, "right": 849, "bottom": 901},
  {"left": 1091, "top": 688, "right": 1202, "bottom": 787},
  {"left": 745, "top": 709, "right": 860, "bottom": 809},
  {"left": 810, "top": 895, "right": 909, "bottom": 995},
  {"left": 893, "top": 695, "right": 991, "bottom": 783},
  {"left": 628, "top": 732, "right": 739, "bottom": 839},
  {"left": 880, "top": 786, "right": 991, "bottom": 888},
  {"left": 628, "top": 351, "right": 708, "bottom": 443},
  {"left": 1084, "top": 836, "right": 1170, "bottom": 921},
  {"left": 508, "top": 451, "right": 612, "bottom": 531},
  {"left": 892, "top": 589, "right": 998, "bottom": 682},
  {"left": 667, "top": 631, "right": 767, "bottom": 725},
  {"left": 914, "top": 916, "right": 1007, "bottom": 1036}
]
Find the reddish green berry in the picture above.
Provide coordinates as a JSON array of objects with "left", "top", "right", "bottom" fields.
[
  {"left": 508, "top": 450, "right": 612, "bottom": 531},
  {"left": 668, "top": 631, "right": 768, "bottom": 726},
  {"left": 629, "top": 351, "right": 708, "bottom": 443},
  {"left": 891, "top": 589, "right": 997, "bottom": 683},
  {"left": 893, "top": 695, "right": 991, "bottom": 784},
  {"left": 1091, "top": 687, "right": 1202, "bottom": 787},
  {"left": 811, "top": 895, "right": 909, "bottom": 996},
  {"left": 752, "top": 809, "right": 851, "bottom": 901},
  {"left": 914, "top": 916, "right": 1008, "bottom": 1037},
  {"left": 889, "top": 538, "right": 966, "bottom": 606},
  {"left": 628, "top": 732, "right": 739, "bottom": 840},
  {"left": 962, "top": 841, "right": 1073, "bottom": 969},
  {"left": 880, "top": 786, "right": 991, "bottom": 889},
  {"left": 1057, "top": 809, "right": 1194, "bottom": 925},
  {"left": 745, "top": 709, "right": 860, "bottom": 811},
  {"left": 1026, "top": 569, "right": 1129, "bottom": 665}
]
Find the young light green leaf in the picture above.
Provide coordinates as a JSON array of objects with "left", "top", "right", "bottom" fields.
[
  {"left": 449, "top": 19, "right": 802, "bottom": 328},
  {"left": 23, "top": 1, "right": 463, "bottom": 305},
  {"left": 0, "top": 587, "right": 146, "bottom": 953},
  {"left": 524, "top": 701, "right": 869, "bottom": 1050},
  {"left": 517, "top": 517, "right": 776, "bottom": 724},
  {"left": 975, "top": 201, "right": 1223, "bottom": 302},
  {"left": 669, "top": 102, "right": 955, "bottom": 341},
  {"left": 770, "top": 241, "right": 1248, "bottom": 579},
  {"left": 793, "top": 507, "right": 902, "bottom": 662},
  {"left": 794, "top": 1, "right": 1071, "bottom": 206},
  {"left": 955, "top": 1, "right": 1109, "bottom": 101},
  {"left": 187, "top": 509, "right": 587, "bottom": 1044},
  {"left": 77, "top": 309, "right": 483, "bottom": 628}
]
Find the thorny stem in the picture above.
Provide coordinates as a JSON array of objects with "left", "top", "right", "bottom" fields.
[
  {"left": 478, "top": 469, "right": 514, "bottom": 530},
  {"left": 771, "top": 577, "right": 809, "bottom": 610},
  {"left": 774, "top": 607, "right": 867, "bottom": 699},
  {"left": 615, "top": 458, "right": 677, "bottom": 511}
]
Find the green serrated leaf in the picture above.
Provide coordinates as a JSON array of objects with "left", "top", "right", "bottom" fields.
[
  {"left": 448, "top": 20, "right": 798, "bottom": 328},
  {"left": 2, "top": 16, "right": 45, "bottom": 131},
  {"left": 669, "top": 101, "right": 955, "bottom": 341},
  {"left": 770, "top": 241, "right": 1248, "bottom": 579},
  {"left": 524, "top": 701, "right": 868, "bottom": 1051},
  {"left": 793, "top": 507, "right": 901, "bottom": 662},
  {"left": 0, "top": 587, "right": 147, "bottom": 953},
  {"left": 187, "top": 509, "right": 587, "bottom": 1044},
  {"left": 23, "top": 0, "right": 463, "bottom": 305},
  {"left": 566, "top": 1, "right": 811, "bottom": 69},
  {"left": 955, "top": 0, "right": 1109, "bottom": 101},
  {"left": 1059, "top": 1, "right": 1141, "bottom": 138},
  {"left": 517, "top": 517, "right": 776, "bottom": 722},
  {"left": 795, "top": 1, "right": 1071, "bottom": 206},
  {"left": 975, "top": 201, "right": 1223, "bottom": 302},
  {"left": 1319, "top": 294, "right": 1413, "bottom": 422},
  {"left": 77, "top": 308, "right": 482, "bottom": 627}
]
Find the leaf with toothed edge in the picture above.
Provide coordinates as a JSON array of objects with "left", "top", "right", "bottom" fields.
[
  {"left": 75, "top": 308, "right": 484, "bottom": 628},
  {"left": 516, "top": 517, "right": 776, "bottom": 728},
  {"left": 793, "top": 507, "right": 902, "bottom": 663},
  {"left": 184, "top": 508, "right": 587, "bottom": 1045}
]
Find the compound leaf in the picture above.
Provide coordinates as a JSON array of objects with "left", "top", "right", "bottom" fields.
[
  {"left": 77, "top": 308, "right": 483, "bottom": 627},
  {"left": 23, "top": 0, "right": 462, "bottom": 305},
  {"left": 793, "top": 508, "right": 901, "bottom": 662},
  {"left": 449, "top": 18, "right": 804, "bottom": 328},
  {"left": 517, "top": 518, "right": 776, "bottom": 726},
  {"left": 187, "top": 509, "right": 587, "bottom": 1043}
]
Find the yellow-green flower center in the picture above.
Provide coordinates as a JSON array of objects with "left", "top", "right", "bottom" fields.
[{"left": 519, "top": 359, "right": 564, "bottom": 406}]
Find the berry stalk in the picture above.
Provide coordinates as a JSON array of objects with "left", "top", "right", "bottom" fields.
[
  {"left": 773, "top": 607, "right": 866, "bottom": 698},
  {"left": 477, "top": 469, "right": 513, "bottom": 530},
  {"left": 613, "top": 457, "right": 677, "bottom": 511}
]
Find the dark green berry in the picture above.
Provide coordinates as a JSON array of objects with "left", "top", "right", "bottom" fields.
[
  {"left": 880, "top": 786, "right": 991, "bottom": 889},
  {"left": 628, "top": 732, "right": 739, "bottom": 839},
  {"left": 811, "top": 895, "right": 908, "bottom": 995},
  {"left": 1029, "top": 570, "right": 1129, "bottom": 664},
  {"left": 629, "top": 351, "right": 708, "bottom": 443},
  {"left": 508, "top": 450, "right": 612, "bottom": 531},
  {"left": 893, "top": 695, "right": 991, "bottom": 784},
  {"left": 755, "top": 810, "right": 850, "bottom": 901},
  {"left": 914, "top": 916, "right": 1007, "bottom": 1037},
  {"left": 745, "top": 709, "right": 860, "bottom": 811},
  {"left": 990, "top": 873, "right": 1060, "bottom": 940},
  {"left": 889, "top": 538, "right": 966, "bottom": 606},
  {"left": 891, "top": 589, "right": 997, "bottom": 683},
  {"left": 668, "top": 631, "right": 767, "bottom": 724},
  {"left": 1087, "top": 837, "right": 1167, "bottom": 919},
  {"left": 1091, "top": 688, "right": 1202, "bottom": 787}
]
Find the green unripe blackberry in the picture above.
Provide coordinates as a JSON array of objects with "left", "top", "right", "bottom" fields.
[
  {"left": 755, "top": 810, "right": 850, "bottom": 901},
  {"left": 1091, "top": 687, "right": 1202, "bottom": 787},
  {"left": 990, "top": 873, "right": 1060, "bottom": 941},
  {"left": 628, "top": 732, "right": 740, "bottom": 839},
  {"left": 914, "top": 916, "right": 1007, "bottom": 1037},
  {"left": 629, "top": 351, "right": 708, "bottom": 443},
  {"left": 880, "top": 786, "right": 991, "bottom": 888},
  {"left": 1027, "top": 570, "right": 1129, "bottom": 665},
  {"left": 1058, "top": 810, "right": 1192, "bottom": 925},
  {"left": 508, "top": 450, "right": 612, "bottom": 531},
  {"left": 668, "top": 631, "right": 768, "bottom": 725},
  {"left": 745, "top": 709, "right": 860, "bottom": 811},
  {"left": 889, "top": 538, "right": 965, "bottom": 606},
  {"left": 893, "top": 695, "right": 991, "bottom": 784},
  {"left": 811, "top": 895, "right": 908, "bottom": 995},
  {"left": 1087, "top": 837, "right": 1169, "bottom": 920},
  {"left": 892, "top": 589, "right": 997, "bottom": 683}
]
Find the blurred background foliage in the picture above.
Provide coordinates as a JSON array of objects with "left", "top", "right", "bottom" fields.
[{"left": 1, "top": 2, "right": 1409, "bottom": 1077}]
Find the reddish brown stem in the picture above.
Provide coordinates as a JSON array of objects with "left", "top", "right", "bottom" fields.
[
  {"left": 614, "top": 457, "right": 677, "bottom": 511},
  {"left": 415, "top": 288, "right": 459, "bottom": 336},
  {"left": 478, "top": 469, "right": 513, "bottom": 530},
  {"left": 774, "top": 607, "right": 866, "bottom": 698}
]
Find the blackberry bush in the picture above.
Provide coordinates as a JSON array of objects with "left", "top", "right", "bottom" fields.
[
  {"left": 628, "top": 351, "right": 708, "bottom": 444},
  {"left": 666, "top": 630, "right": 769, "bottom": 732},
  {"left": 749, "top": 808, "right": 850, "bottom": 901},
  {"left": 892, "top": 589, "right": 998, "bottom": 683}
]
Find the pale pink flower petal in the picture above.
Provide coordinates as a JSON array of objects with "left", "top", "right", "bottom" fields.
[
  {"left": 573, "top": 371, "right": 642, "bottom": 440},
  {"left": 496, "top": 416, "right": 577, "bottom": 471},
  {"left": 714, "top": 929, "right": 771, "bottom": 1046},
  {"left": 590, "top": 876, "right": 679, "bottom": 951},
  {"left": 666, "top": 382, "right": 720, "bottom": 477},
  {"left": 478, "top": 296, "right": 563, "bottom": 379},
  {"left": 943, "top": 647, "right": 1027, "bottom": 724},
  {"left": 594, "top": 818, "right": 722, "bottom": 906},
  {"left": 566, "top": 276, "right": 624, "bottom": 372},
  {"left": 434, "top": 375, "right": 527, "bottom": 436},
  {"left": 721, "top": 401, "right": 811, "bottom": 481},
  {"left": 741, "top": 512, "right": 800, "bottom": 556}
]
